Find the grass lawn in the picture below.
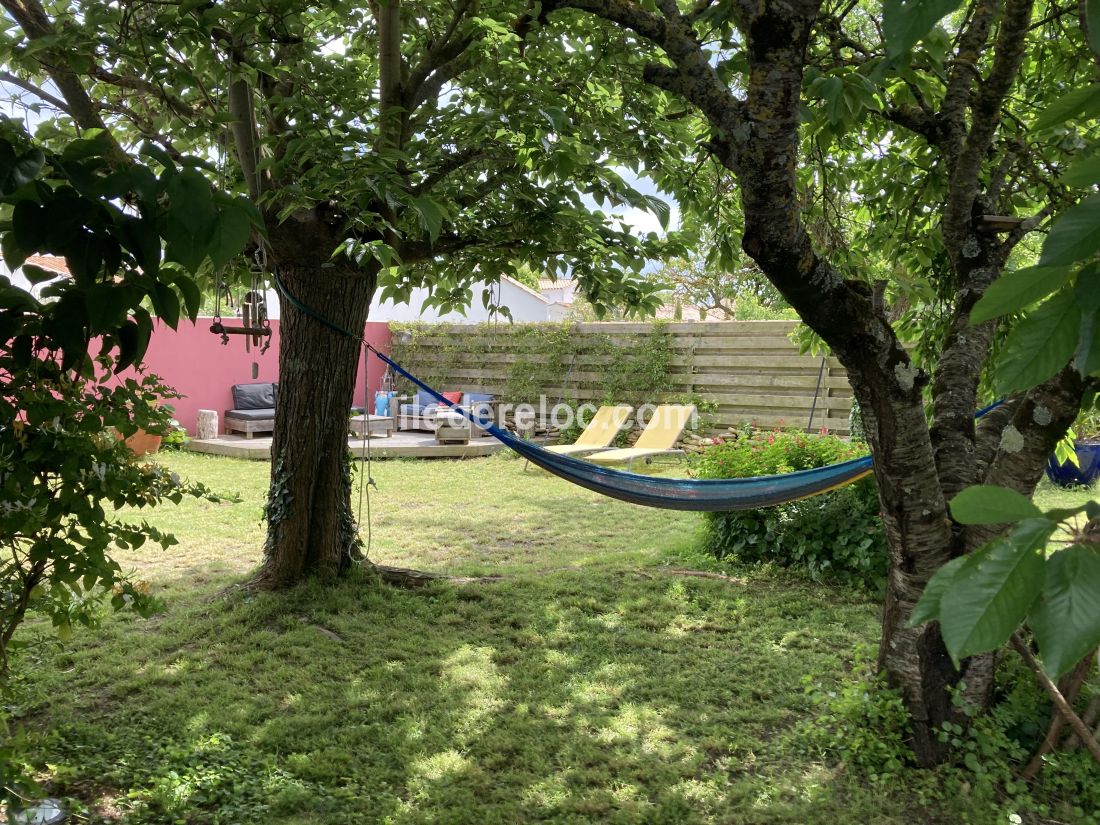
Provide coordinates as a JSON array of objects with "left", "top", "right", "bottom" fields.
[{"left": 7, "top": 454, "right": 1097, "bottom": 824}]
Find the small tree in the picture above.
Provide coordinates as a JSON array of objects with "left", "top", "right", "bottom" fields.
[
  {"left": 0, "top": 120, "right": 237, "bottom": 798},
  {"left": 650, "top": 246, "right": 788, "bottom": 320}
]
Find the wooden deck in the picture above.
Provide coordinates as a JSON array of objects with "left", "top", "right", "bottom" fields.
[{"left": 185, "top": 430, "right": 513, "bottom": 460}]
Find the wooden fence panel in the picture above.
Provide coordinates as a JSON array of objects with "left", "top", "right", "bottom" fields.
[{"left": 391, "top": 321, "right": 855, "bottom": 435}]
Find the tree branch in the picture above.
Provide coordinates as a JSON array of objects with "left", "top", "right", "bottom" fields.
[
  {"left": 403, "top": 0, "right": 478, "bottom": 112},
  {"left": 971, "top": 365, "right": 1086, "bottom": 547},
  {"left": 0, "top": 70, "right": 70, "bottom": 113},
  {"left": 411, "top": 147, "right": 493, "bottom": 196},
  {"left": 400, "top": 228, "right": 525, "bottom": 263},
  {"left": 0, "top": 0, "right": 125, "bottom": 160},
  {"left": 943, "top": 0, "right": 1036, "bottom": 256},
  {"left": 377, "top": 0, "right": 405, "bottom": 153},
  {"left": 1011, "top": 634, "right": 1100, "bottom": 768},
  {"left": 939, "top": 0, "right": 1000, "bottom": 158},
  {"left": 87, "top": 65, "right": 194, "bottom": 118},
  {"left": 973, "top": 396, "right": 1022, "bottom": 475}
]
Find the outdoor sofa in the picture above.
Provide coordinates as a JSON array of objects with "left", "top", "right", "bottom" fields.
[{"left": 224, "top": 382, "right": 277, "bottom": 438}]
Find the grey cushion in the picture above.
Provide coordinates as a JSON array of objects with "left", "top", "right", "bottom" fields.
[
  {"left": 232, "top": 382, "right": 276, "bottom": 411},
  {"left": 463, "top": 392, "right": 493, "bottom": 405},
  {"left": 225, "top": 408, "right": 274, "bottom": 421},
  {"left": 400, "top": 403, "right": 438, "bottom": 417}
]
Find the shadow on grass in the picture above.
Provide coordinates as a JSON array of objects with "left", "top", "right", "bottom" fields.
[{"left": 19, "top": 565, "right": 890, "bottom": 825}]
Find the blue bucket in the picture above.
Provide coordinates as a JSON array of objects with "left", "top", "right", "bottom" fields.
[{"left": 374, "top": 391, "right": 392, "bottom": 417}]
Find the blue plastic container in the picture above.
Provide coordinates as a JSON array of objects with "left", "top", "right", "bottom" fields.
[
  {"left": 374, "top": 390, "right": 395, "bottom": 417},
  {"left": 1046, "top": 441, "right": 1100, "bottom": 488}
]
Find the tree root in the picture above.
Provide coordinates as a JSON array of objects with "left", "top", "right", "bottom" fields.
[{"left": 368, "top": 563, "right": 503, "bottom": 587}]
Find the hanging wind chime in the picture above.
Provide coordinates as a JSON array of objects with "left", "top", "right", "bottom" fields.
[
  {"left": 209, "top": 249, "right": 272, "bottom": 352},
  {"left": 210, "top": 248, "right": 273, "bottom": 377}
]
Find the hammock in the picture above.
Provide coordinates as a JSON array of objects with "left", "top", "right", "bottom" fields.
[{"left": 369, "top": 348, "right": 874, "bottom": 512}]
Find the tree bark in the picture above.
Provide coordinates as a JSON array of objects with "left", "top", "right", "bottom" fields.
[{"left": 249, "top": 259, "right": 377, "bottom": 588}]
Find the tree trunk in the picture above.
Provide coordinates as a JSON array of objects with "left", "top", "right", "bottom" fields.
[{"left": 250, "top": 261, "right": 376, "bottom": 588}]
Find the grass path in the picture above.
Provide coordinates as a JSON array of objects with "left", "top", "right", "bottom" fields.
[{"left": 10, "top": 454, "right": 1094, "bottom": 824}]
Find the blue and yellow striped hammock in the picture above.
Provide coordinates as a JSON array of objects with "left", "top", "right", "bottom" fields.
[{"left": 370, "top": 348, "right": 876, "bottom": 512}]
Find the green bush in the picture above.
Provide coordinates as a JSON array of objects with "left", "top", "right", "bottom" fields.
[
  {"left": 161, "top": 418, "right": 188, "bottom": 450},
  {"left": 694, "top": 429, "right": 887, "bottom": 588}
]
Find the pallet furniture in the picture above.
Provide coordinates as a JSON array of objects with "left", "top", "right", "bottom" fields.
[
  {"left": 348, "top": 414, "right": 395, "bottom": 438},
  {"left": 224, "top": 382, "right": 277, "bottom": 438},
  {"left": 434, "top": 409, "right": 473, "bottom": 444},
  {"left": 397, "top": 390, "right": 497, "bottom": 433}
]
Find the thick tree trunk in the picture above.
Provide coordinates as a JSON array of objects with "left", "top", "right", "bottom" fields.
[
  {"left": 839, "top": 370, "right": 959, "bottom": 766},
  {"left": 250, "top": 261, "right": 376, "bottom": 588}
]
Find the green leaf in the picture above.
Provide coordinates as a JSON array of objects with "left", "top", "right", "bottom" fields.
[
  {"left": 11, "top": 199, "right": 47, "bottom": 250},
  {"left": 949, "top": 485, "right": 1043, "bottom": 525},
  {"left": 883, "top": 0, "right": 963, "bottom": 59},
  {"left": 151, "top": 281, "right": 181, "bottom": 329},
  {"left": 207, "top": 201, "right": 252, "bottom": 270},
  {"left": 1074, "top": 263, "right": 1100, "bottom": 376},
  {"left": 969, "top": 265, "right": 1073, "bottom": 325},
  {"left": 0, "top": 148, "right": 44, "bottom": 195},
  {"left": 166, "top": 168, "right": 215, "bottom": 238},
  {"left": 412, "top": 195, "right": 445, "bottom": 242},
  {"left": 173, "top": 275, "right": 202, "bottom": 321},
  {"left": 84, "top": 282, "right": 132, "bottom": 332},
  {"left": 1033, "top": 84, "right": 1100, "bottom": 132},
  {"left": 164, "top": 169, "right": 217, "bottom": 274},
  {"left": 1063, "top": 155, "right": 1100, "bottom": 188},
  {"left": 908, "top": 555, "right": 968, "bottom": 627},
  {"left": 60, "top": 131, "right": 115, "bottom": 162},
  {"left": 818, "top": 76, "right": 845, "bottom": 124},
  {"left": 1030, "top": 545, "right": 1100, "bottom": 677},
  {"left": 994, "top": 288, "right": 1081, "bottom": 395},
  {"left": 22, "top": 264, "right": 57, "bottom": 285},
  {"left": 642, "top": 194, "right": 671, "bottom": 231},
  {"left": 1039, "top": 194, "right": 1100, "bottom": 266},
  {"left": 139, "top": 141, "right": 176, "bottom": 171},
  {"left": 1, "top": 230, "right": 29, "bottom": 271},
  {"left": 939, "top": 519, "right": 1053, "bottom": 664}
]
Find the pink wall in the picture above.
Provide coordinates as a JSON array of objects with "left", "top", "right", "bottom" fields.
[{"left": 115, "top": 318, "right": 391, "bottom": 435}]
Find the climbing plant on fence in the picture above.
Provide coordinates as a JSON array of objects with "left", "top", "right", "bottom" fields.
[{"left": 389, "top": 320, "right": 679, "bottom": 409}]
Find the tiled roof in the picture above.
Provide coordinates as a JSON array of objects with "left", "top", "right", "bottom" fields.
[
  {"left": 536, "top": 278, "right": 575, "bottom": 291},
  {"left": 24, "top": 255, "right": 70, "bottom": 276}
]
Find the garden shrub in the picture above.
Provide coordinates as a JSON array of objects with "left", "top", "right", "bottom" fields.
[
  {"left": 798, "top": 648, "right": 1100, "bottom": 823},
  {"left": 693, "top": 429, "right": 887, "bottom": 589}
]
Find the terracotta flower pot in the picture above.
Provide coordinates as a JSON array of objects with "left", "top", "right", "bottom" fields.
[{"left": 122, "top": 428, "right": 162, "bottom": 457}]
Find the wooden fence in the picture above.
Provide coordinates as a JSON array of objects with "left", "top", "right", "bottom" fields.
[{"left": 392, "top": 320, "right": 854, "bottom": 435}]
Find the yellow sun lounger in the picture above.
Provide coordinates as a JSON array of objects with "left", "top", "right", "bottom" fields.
[
  {"left": 544, "top": 405, "right": 634, "bottom": 457},
  {"left": 585, "top": 404, "right": 697, "bottom": 470}
]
